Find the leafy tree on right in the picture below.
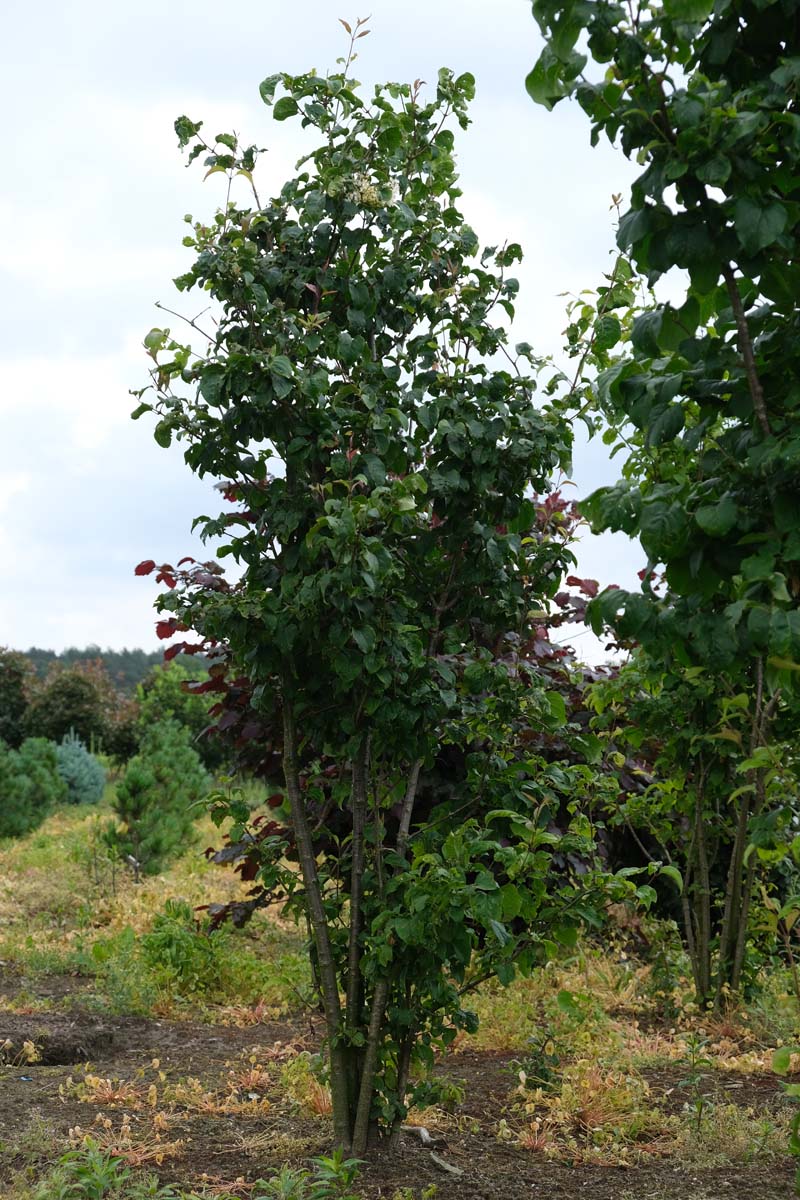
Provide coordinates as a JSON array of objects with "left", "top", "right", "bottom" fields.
[{"left": 529, "top": 0, "right": 800, "bottom": 1007}]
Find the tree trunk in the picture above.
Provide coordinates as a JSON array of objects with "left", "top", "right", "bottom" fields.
[
  {"left": 715, "top": 659, "right": 769, "bottom": 1010},
  {"left": 345, "top": 736, "right": 370, "bottom": 1124},
  {"left": 351, "top": 977, "right": 390, "bottom": 1156},
  {"left": 695, "top": 787, "right": 712, "bottom": 1005},
  {"left": 351, "top": 760, "right": 423, "bottom": 1156},
  {"left": 388, "top": 1026, "right": 414, "bottom": 1152},
  {"left": 282, "top": 691, "right": 352, "bottom": 1148}
]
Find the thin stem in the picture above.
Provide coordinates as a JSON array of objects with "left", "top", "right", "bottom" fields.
[{"left": 722, "top": 265, "right": 771, "bottom": 437}]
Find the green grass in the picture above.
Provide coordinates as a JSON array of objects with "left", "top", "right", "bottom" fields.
[{"left": 0, "top": 797, "right": 309, "bottom": 1020}]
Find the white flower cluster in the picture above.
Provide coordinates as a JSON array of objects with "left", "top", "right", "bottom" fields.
[{"left": 347, "top": 171, "right": 382, "bottom": 209}]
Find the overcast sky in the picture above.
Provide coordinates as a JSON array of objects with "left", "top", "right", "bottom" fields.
[{"left": 1, "top": 0, "right": 643, "bottom": 657}]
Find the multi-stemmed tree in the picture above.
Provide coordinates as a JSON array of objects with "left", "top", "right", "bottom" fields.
[
  {"left": 529, "top": 0, "right": 800, "bottom": 1005},
  {"left": 134, "top": 47, "right": 620, "bottom": 1150}
]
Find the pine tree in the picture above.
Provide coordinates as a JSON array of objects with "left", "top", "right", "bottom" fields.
[
  {"left": 107, "top": 720, "right": 207, "bottom": 875},
  {"left": 0, "top": 738, "right": 67, "bottom": 838},
  {"left": 56, "top": 731, "right": 106, "bottom": 805}
]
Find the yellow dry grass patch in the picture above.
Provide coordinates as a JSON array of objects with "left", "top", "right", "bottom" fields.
[{"left": 0, "top": 801, "right": 299, "bottom": 1005}]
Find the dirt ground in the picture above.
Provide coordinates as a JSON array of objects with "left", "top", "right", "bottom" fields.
[{"left": 1, "top": 982, "right": 797, "bottom": 1200}]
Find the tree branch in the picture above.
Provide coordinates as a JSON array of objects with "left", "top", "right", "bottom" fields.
[{"left": 722, "top": 265, "right": 771, "bottom": 437}]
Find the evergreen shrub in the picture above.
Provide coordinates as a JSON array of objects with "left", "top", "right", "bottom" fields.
[
  {"left": 0, "top": 737, "right": 67, "bottom": 838},
  {"left": 106, "top": 719, "right": 207, "bottom": 875},
  {"left": 56, "top": 730, "right": 106, "bottom": 805}
]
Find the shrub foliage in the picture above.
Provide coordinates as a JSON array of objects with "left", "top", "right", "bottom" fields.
[
  {"left": 107, "top": 720, "right": 207, "bottom": 875},
  {"left": 56, "top": 730, "right": 106, "bottom": 806}
]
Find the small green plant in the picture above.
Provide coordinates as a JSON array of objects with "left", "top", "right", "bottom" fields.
[
  {"left": 676, "top": 1032, "right": 715, "bottom": 1133},
  {"left": 139, "top": 899, "right": 220, "bottom": 994},
  {"left": 106, "top": 720, "right": 206, "bottom": 876},
  {"left": 390, "top": 1188, "right": 438, "bottom": 1200},
  {"left": 56, "top": 731, "right": 106, "bottom": 806},
  {"left": 510, "top": 1032, "right": 563, "bottom": 1094},
  {"left": 757, "top": 888, "right": 800, "bottom": 1013},
  {"left": 410, "top": 1073, "right": 465, "bottom": 1112},
  {"left": 33, "top": 1142, "right": 128, "bottom": 1200},
  {"left": 279, "top": 1051, "right": 332, "bottom": 1116},
  {"left": 772, "top": 1045, "right": 800, "bottom": 1195},
  {"left": 89, "top": 926, "right": 161, "bottom": 1015},
  {"left": 509, "top": 988, "right": 592, "bottom": 1093},
  {"left": 29, "top": 1139, "right": 218, "bottom": 1198},
  {"left": 252, "top": 1151, "right": 361, "bottom": 1200}
]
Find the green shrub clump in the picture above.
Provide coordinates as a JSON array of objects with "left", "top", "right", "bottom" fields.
[
  {"left": 0, "top": 737, "right": 67, "bottom": 838},
  {"left": 56, "top": 730, "right": 106, "bottom": 805},
  {"left": 106, "top": 719, "right": 207, "bottom": 875}
]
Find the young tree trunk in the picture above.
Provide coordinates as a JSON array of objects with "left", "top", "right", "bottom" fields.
[
  {"left": 351, "top": 760, "right": 423, "bottom": 1157},
  {"left": 716, "top": 659, "right": 769, "bottom": 1010},
  {"left": 695, "top": 785, "right": 712, "bottom": 1005},
  {"left": 730, "top": 768, "right": 766, "bottom": 995},
  {"left": 388, "top": 1025, "right": 415, "bottom": 1152},
  {"left": 345, "top": 737, "right": 370, "bottom": 1124},
  {"left": 716, "top": 773, "right": 752, "bottom": 1009},
  {"left": 282, "top": 691, "right": 353, "bottom": 1148}
]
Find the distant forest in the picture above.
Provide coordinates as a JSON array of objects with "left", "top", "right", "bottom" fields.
[{"left": 19, "top": 647, "right": 201, "bottom": 692}]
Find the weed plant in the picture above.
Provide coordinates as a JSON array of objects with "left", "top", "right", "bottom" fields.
[{"left": 16, "top": 1143, "right": 362, "bottom": 1200}]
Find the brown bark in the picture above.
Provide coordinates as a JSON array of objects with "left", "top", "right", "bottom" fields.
[
  {"left": 282, "top": 690, "right": 352, "bottom": 1147},
  {"left": 352, "top": 759, "right": 423, "bottom": 1156},
  {"left": 723, "top": 264, "right": 771, "bottom": 437}
]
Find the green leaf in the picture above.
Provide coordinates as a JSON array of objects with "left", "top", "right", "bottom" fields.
[
  {"left": 663, "top": 0, "right": 714, "bottom": 20},
  {"left": 259, "top": 75, "right": 281, "bottom": 104},
  {"left": 154, "top": 421, "right": 173, "bottom": 449},
  {"left": 489, "top": 919, "right": 511, "bottom": 946},
  {"left": 695, "top": 495, "right": 738, "bottom": 537},
  {"left": 501, "top": 884, "right": 523, "bottom": 920},
  {"left": 734, "top": 198, "right": 788, "bottom": 255},
  {"left": 525, "top": 45, "right": 584, "bottom": 109},
  {"left": 696, "top": 154, "right": 731, "bottom": 186},
  {"left": 143, "top": 328, "right": 167, "bottom": 357},
  {"left": 270, "top": 355, "right": 294, "bottom": 379},
  {"left": 556, "top": 989, "right": 583, "bottom": 1018},
  {"left": 545, "top": 691, "right": 567, "bottom": 725},
  {"left": 593, "top": 314, "right": 621, "bottom": 350},
  {"left": 659, "top": 865, "right": 683, "bottom": 893},
  {"left": 646, "top": 404, "right": 685, "bottom": 446},
  {"left": 631, "top": 310, "right": 663, "bottom": 356},
  {"left": 174, "top": 116, "right": 202, "bottom": 147},
  {"left": 773, "top": 1045, "right": 797, "bottom": 1075},
  {"left": 273, "top": 97, "right": 299, "bottom": 121}
]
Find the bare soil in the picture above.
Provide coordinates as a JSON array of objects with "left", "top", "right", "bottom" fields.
[{"left": 0, "top": 983, "right": 796, "bottom": 1199}]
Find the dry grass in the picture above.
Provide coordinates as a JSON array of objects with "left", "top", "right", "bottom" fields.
[{"left": 67, "top": 1112, "right": 185, "bottom": 1167}]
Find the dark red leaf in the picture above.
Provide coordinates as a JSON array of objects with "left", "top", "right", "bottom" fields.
[
  {"left": 217, "top": 709, "right": 242, "bottom": 731},
  {"left": 134, "top": 559, "right": 156, "bottom": 576},
  {"left": 155, "top": 619, "right": 186, "bottom": 640}
]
